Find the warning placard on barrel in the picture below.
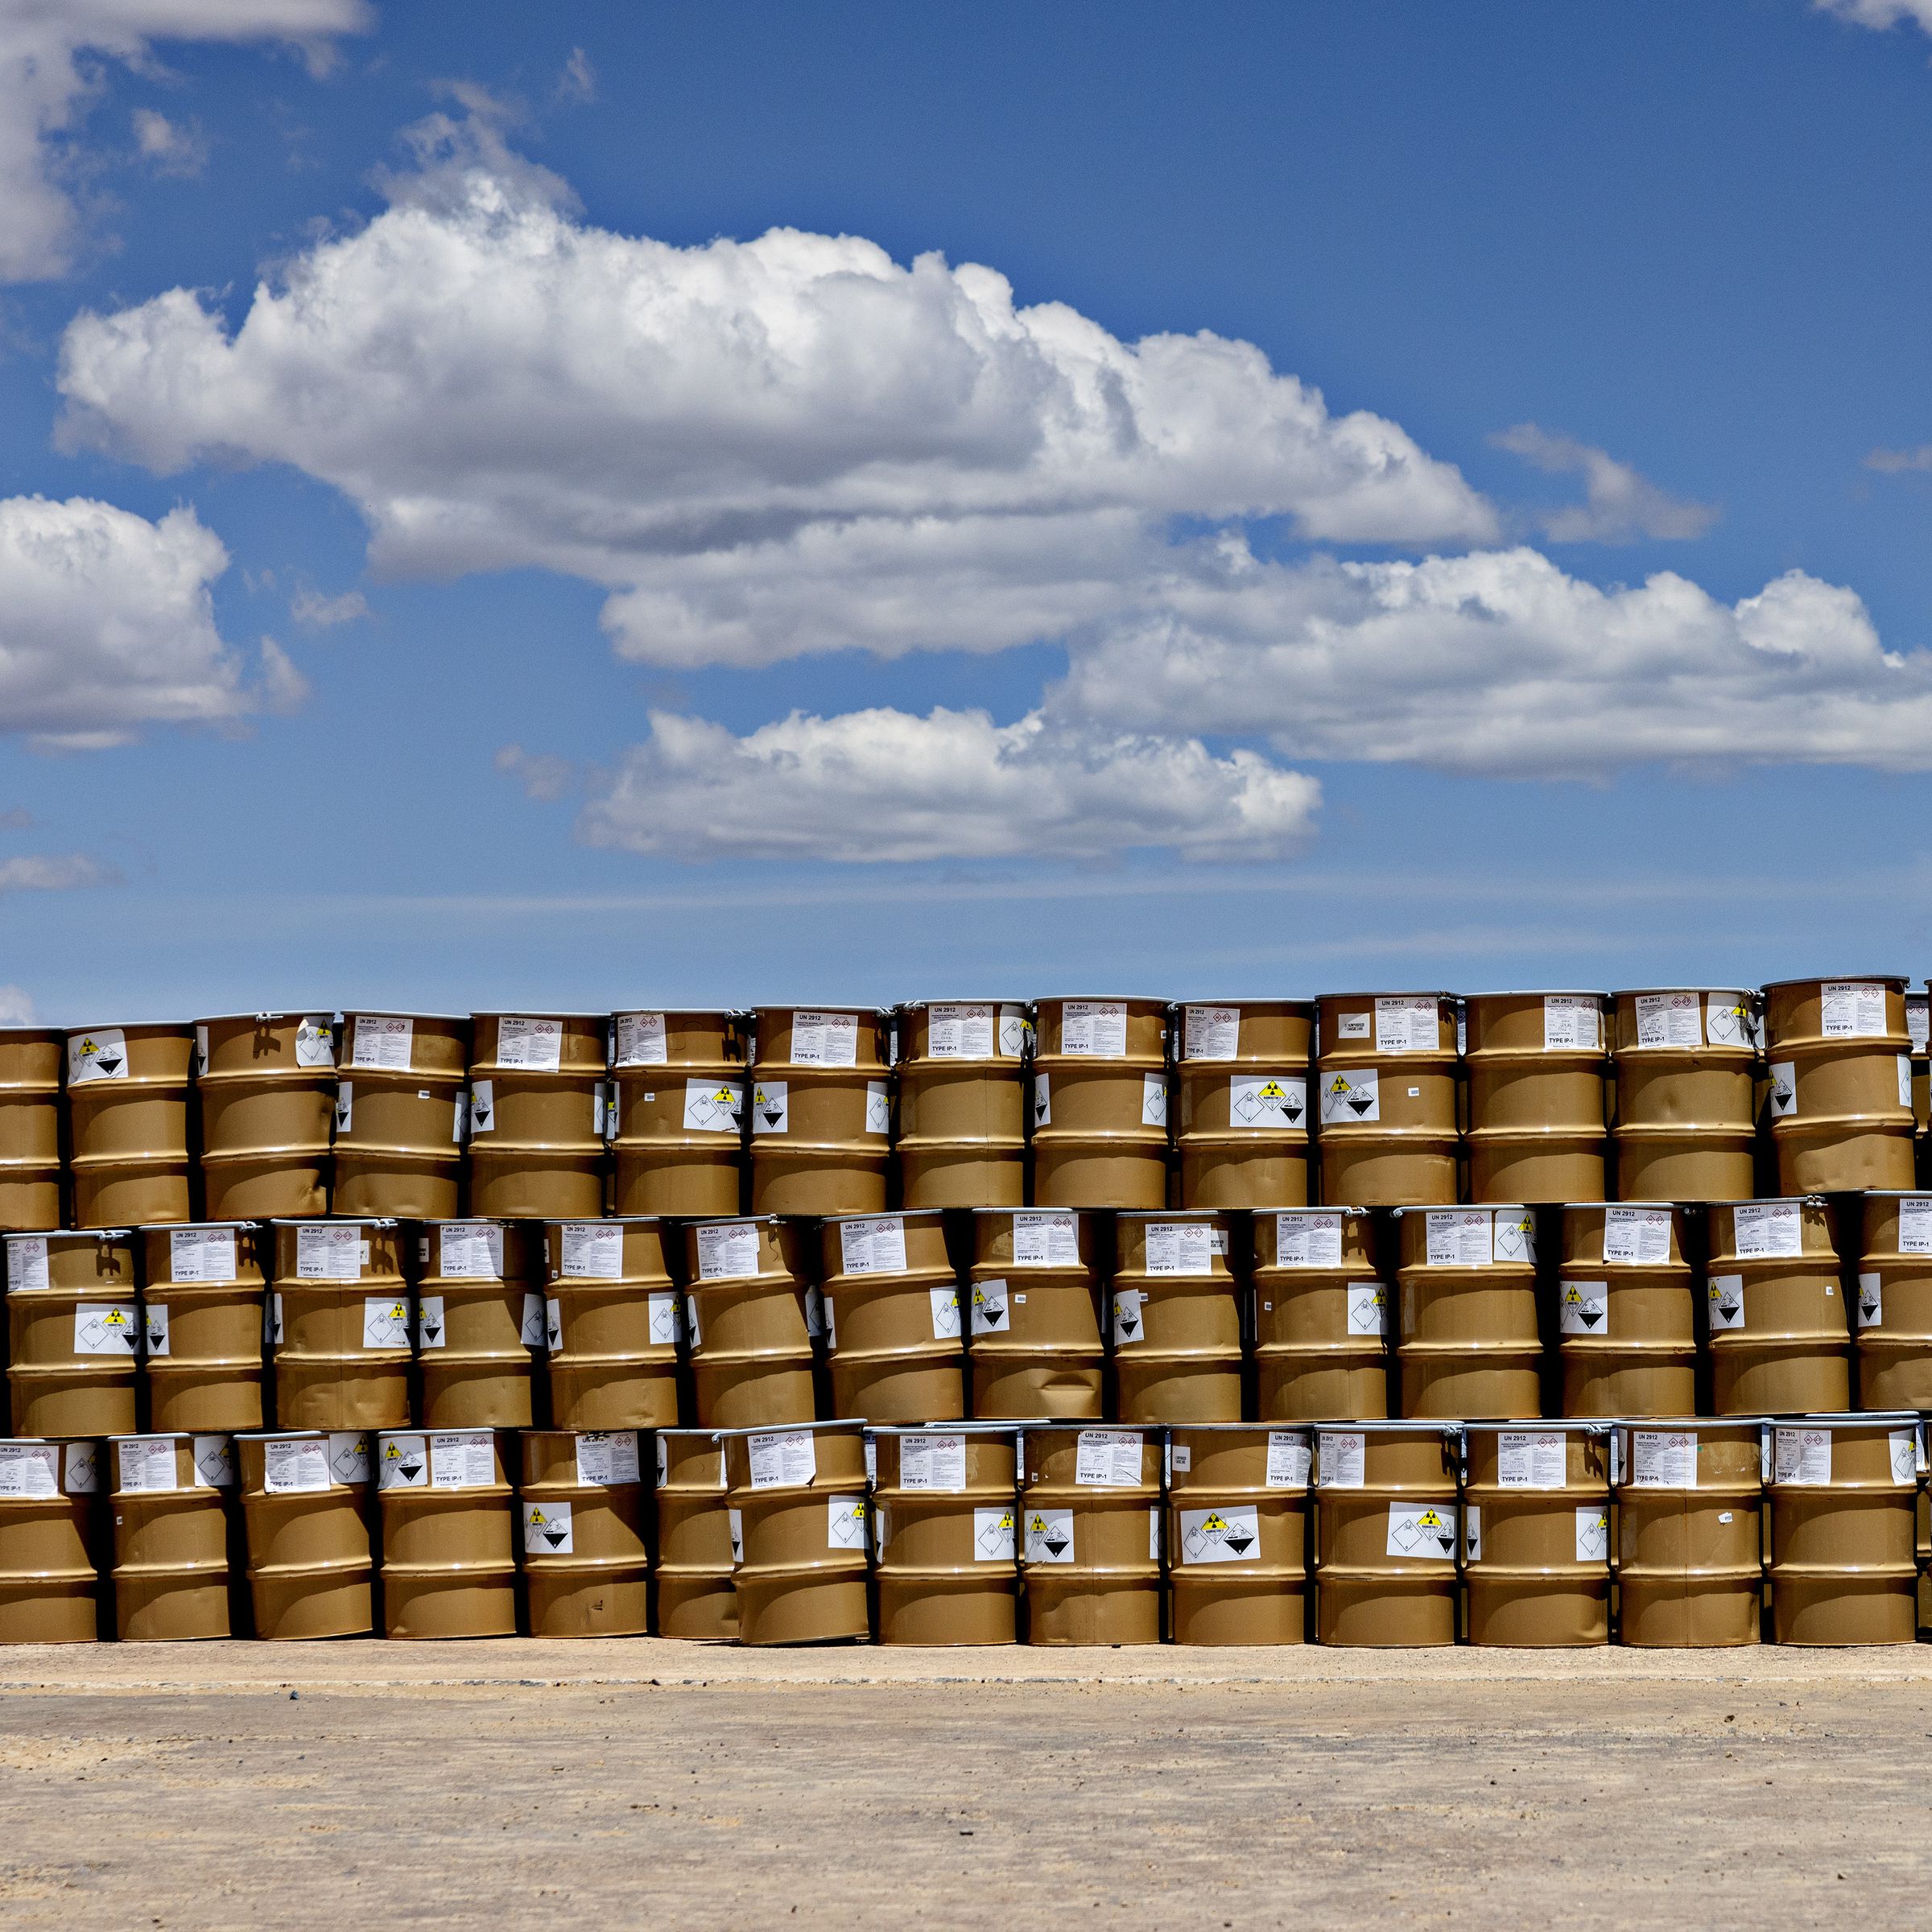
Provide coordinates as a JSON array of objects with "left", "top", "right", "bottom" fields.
[
  {"left": 1180, "top": 1505, "right": 1260, "bottom": 1563},
  {"left": 361, "top": 1297, "right": 410, "bottom": 1348},
  {"left": 263, "top": 1436, "right": 332, "bottom": 1493},
  {"left": 1012, "top": 1212, "right": 1078, "bottom": 1267},
  {"left": 5, "top": 1235, "right": 47, "bottom": 1291},
  {"left": 1635, "top": 993, "right": 1701, "bottom": 1048},
  {"left": 1059, "top": 1002, "right": 1126, "bottom": 1058},
  {"left": 1274, "top": 1211, "right": 1343, "bottom": 1267},
  {"left": 1318, "top": 1430, "right": 1366, "bottom": 1488},
  {"left": 67, "top": 1028, "right": 128, "bottom": 1084},
  {"left": 1143, "top": 1223, "right": 1214, "bottom": 1276},
  {"left": 682, "top": 1079, "right": 741, "bottom": 1133},
  {"left": 1183, "top": 1006, "right": 1240, "bottom": 1061},
  {"left": 1627, "top": 1430, "right": 1697, "bottom": 1488},
  {"left": 1231, "top": 1074, "right": 1305, "bottom": 1129},
  {"left": 439, "top": 1223, "right": 503, "bottom": 1280},
  {"left": 927, "top": 1004, "right": 994, "bottom": 1059},
  {"left": 825, "top": 1495, "right": 867, "bottom": 1548},
  {"left": 576, "top": 1431, "right": 640, "bottom": 1485},
  {"left": 1773, "top": 1426, "right": 1831, "bottom": 1486},
  {"left": 524, "top": 1500, "right": 573, "bottom": 1554},
  {"left": 1265, "top": 1431, "right": 1311, "bottom": 1487},
  {"left": 973, "top": 1506, "right": 1016, "bottom": 1561},
  {"left": 1857, "top": 1272, "right": 1883, "bottom": 1329},
  {"left": 1426, "top": 1209, "right": 1494, "bottom": 1268},
  {"left": 970, "top": 1279, "right": 1010, "bottom": 1332},
  {"left": 1707, "top": 1274, "right": 1745, "bottom": 1330},
  {"left": 1821, "top": 982, "right": 1887, "bottom": 1038},
  {"left": 1732, "top": 1201, "right": 1802, "bottom": 1258},
  {"left": 494, "top": 1016, "right": 564, "bottom": 1070},
  {"left": 379, "top": 1434, "right": 429, "bottom": 1488},
  {"left": 350, "top": 1014, "right": 412, "bottom": 1071},
  {"left": 791, "top": 1012, "right": 858, "bottom": 1067},
  {"left": 0, "top": 1442, "right": 60, "bottom": 1499},
  {"left": 840, "top": 1216, "right": 906, "bottom": 1276},
  {"left": 1559, "top": 1281, "right": 1608, "bottom": 1334},
  {"left": 1603, "top": 1207, "right": 1670, "bottom": 1265},
  {"left": 929, "top": 1286, "right": 960, "bottom": 1339},
  {"left": 1373, "top": 997, "right": 1438, "bottom": 1054},
  {"left": 169, "top": 1227, "right": 237, "bottom": 1283},
  {"left": 192, "top": 1435, "right": 235, "bottom": 1487},
  {"left": 616, "top": 1012, "right": 668, "bottom": 1065},
  {"left": 1024, "top": 1508, "right": 1074, "bottom": 1563},
  {"left": 1385, "top": 1502, "right": 1458, "bottom": 1559},
  {"left": 328, "top": 1433, "right": 369, "bottom": 1483},
  {"left": 1496, "top": 1430, "right": 1566, "bottom": 1488},
  {"left": 1111, "top": 1288, "right": 1145, "bottom": 1344},
  {"left": 73, "top": 1303, "right": 139, "bottom": 1354},
  {"left": 1320, "top": 1068, "right": 1378, "bottom": 1125},
  {"left": 118, "top": 1438, "right": 177, "bottom": 1494},
  {"left": 1075, "top": 1429, "right": 1143, "bottom": 1487},
  {"left": 560, "top": 1221, "right": 624, "bottom": 1280},
  {"left": 748, "top": 1430, "right": 816, "bottom": 1490},
  {"left": 299, "top": 1223, "right": 362, "bottom": 1281},
  {"left": 429, "top": 1432, "right": 493, "bottom": 1489},
  {"left": 1542, "top": 995, "right": 1601, "bottom": 1051},
  {"left": 898, "top": 1431, "right": 967, "bottom": 1492},
  {"left": 751, "top": 1082, "right": 789, "bottom": 1134}
]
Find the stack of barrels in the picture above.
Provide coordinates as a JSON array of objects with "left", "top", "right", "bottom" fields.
[{"left": 0, "top": 975, "right": 1926, "bottom": 1645}]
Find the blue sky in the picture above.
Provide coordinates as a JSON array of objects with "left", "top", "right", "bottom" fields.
[{"left": 2, "top": 0, "right": 1931, "bottom": 1018}]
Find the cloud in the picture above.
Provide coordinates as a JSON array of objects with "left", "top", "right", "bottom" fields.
[
  {"left": 131, "top": 108, "right": 208, "bottom": 177},
  {"left": 1492, "top": 423, "right": 1719, "bottom": 543},
  {"left": 56, "top": 108, "right": 1498, "bottom": 675},
  {"left": 1866, "top": 444, "right": 1932, "bottom": 473},
  {"left": 0, "top": 807, "right": 34, "bottom": 831},
  {"left": 0, "top": 493, "right": 287, "bottom": 747},
  {"left": 1055, "top": 540, "right": 1932, "bottom": 778},
  {"left": 290, "top": 584, "right": 369, "bottom": 626},
  {"left": 0, "top": 0, "right": 371, "bottom": 281},
  {"left": 1815, "top": 0, "right": 1932, "bottom": 31},
  {"left": 557, "top": 47, "right": 596, "bottom": 103},
  {"left": 0, "top": 985, "right": 35, "bottom": 1023},
  {"left": 0, "top": 853, "right": 119, "bottom": 891},
  {"left": 533, "top": 707, "right": 1320, "bottom": 862}
]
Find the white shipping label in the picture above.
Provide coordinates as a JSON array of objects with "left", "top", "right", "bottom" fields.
[
  {"left": 0, "top": 1441, "right": 59, "bottom": 1499},
  {"left": 576, "top": 1431, "right": 641, "bottom": 1485},
  {"left": 493, "top": 1015, "right": 563, "bottom": 1070},
  {"left": 144, "top": 1305, "right": 169, "bottom": 1358},
  {"left": 827, "top": 1495, "right": 867, "bottom": 1549},
  {"left": 6, "top": 1235, "right": 47, "bottom": 1292},
  {"left": 1426, "top": 1209, "right": 1495, "bottom": 1268},
  {"left": 1603, "top": 1206, "right": 1671, "bottom": 1266},
  {"left": 1059, "top": 1001, "right": 1127, "bottom": 1058},
  {"left": 1385, "top": 1501, "right": 1458, "bottom": 1560},
  {"left": 1630, "top": 1430, "right": 1698, "bottom": 1488},
  {"left": 1899, "top": 1198, "right": 1932, "bottom": 1255},
  {"left": 1143, "top": 1222, "right": 1215, "bottom": 1275},
  {"left": 1767, "top": 1060, "right": 1798, "bottom": 1118},
  {"left": 1889, "top": 1428, "right": 1919, "bottom": 1484},
  {"left": 1112, "top": 1288, "right": 1145, "bottom": 1345},
  {"left": 1857, "top": 1272, "right": 1884, "bottom": 1328},
  {"left": 1493, "top": 1211, "right": 1535, "bottom": 1265},
  {"left": 1141, "top": 1074, "right": 1168, "bottom": 1127},
  {"left": 1496, "top": 1430, "right": 1567, "bottom": 1488},
  {"left": 1774, "top": 1426, "right": 1832, "bottom": 1486},
  {"left": 547, "top": 1297, "right": 564, "bottom": 1351},
  {"left": 378, "top": 1435, "right": 427, "bottom": 1488},
  {"left": 865, "top": 1080, "right": 891, "bottom": 1136},
  {"left": 1821, "top": 981, "right": 1887, "bottom": 1038},
  {"left": 465, "top": 1080, "right": 493, "bottom": 1136},
  {"left": 63, "top": 1442, "right": 99, "bottom": 1493},
  {"left": 1012, "top": 1212, "right": 1079, "bottom": 1268},
  {"left": 1024, "top": 1508, "right": 1075, "bottom": 1563},
  {"left": 1319, "top": 1430, "right": 1366, "bottom": 1488},
  {"left": 263, "top": 1437, "right": 332, "bottom": 1494},
  {"left": 118, "top": 1438, "right": 177, "bottom": 1494},
  {"left": 1463, "top": 1506, "right": 1481, "bottom": 1563},
  {"left": 1707, "top": 1274, "right": 1746, "bottom": 1330},
  {"left": 1075, "top": 1428, "right": 1143, "bottom": 1488},
  {"left": 1901, "top": 1055, "right": 1915, "bottom": 1112},
  {"left": 430, "top": 1432, "right": 493, "bottom": 1490},
  {"left": 361, "top": 1296, "right": 411, "bottom": 1348},
  {"left": 350, "top": 1013, "right": 412, "bottom": 1071},
  {"left": 1635, "top": 992, "right": 1701, "bottom": 1048},
  {"left": 1346, "top": 1284, "right": 1388, "bottom": 1335},
  {"left": 1169, "top": 1443, "right": 1190, "bottom": 1474},
  {"left": 438, "top": 1222, "right": 503, "bottom": 1280},
  {"left": 1319, "top": 1067, "right": 1379, "bottom": 1125},
  {"left": 1184, "top": 1005, "right": 1241, "bottom": 1060},
  {"left": 1265, "top": 1430, "right": 1311, "bottom": 1488},
  {"left": 1911, "top": 997, "right": 1930, "bottom": 1056},
  {"left": 1151, "top": 1509, "right": 1162, "bottom": 1560},
  {"left": 1335, "top": 1011, "right": 1372, "bottom": 1041},
  {"left": 791, "top": 1011, "right": 859, "bottom": 1067},
  {"left": 615, "top": 1011, "right": 668, "bottom": 1066},
  {"left": 1704, "top": 994, "right": 1756, "bottom": 1049},
  {"left": 727, "top": 1508, "right": 743, "bottom": 1564},
  {"left": 519, "top": 1293, "right": 546, "bottom": 1347},
  {"left": 997, "top": 1005, "right": 1030, "bottom": 1057},
  {"left": 865, "top": 1436, "right": 877, "bottom": 1484},
  {"left": 1230, "top": 1074, "right": 1307, "bottom": 1130},
  {"left": 654, "top": 1431, "right": 669, "bottom": 1487},
  {"left": 1274, "top": 1212, "right": 1343, "bottom": 1268},
  {"left": 1559, "top": 1281, "right": 1608, "bottom": 1335},
  {"left": 682, "top": 1078, "right": 742, "bottom": 1133},
  {"left": 1732, "top": 1200, "right": 1802, "bottom": 1260},
  {"left": 839, "top": 1216, "right": 908, "bottom": 1277},
  {"left": 524, "top": 1500, "right": 573, "bottom": 1554},
  {"left": 297, "top": 1223, "right": 361, "bottom": 1281},
  {"left": 927, "top": 1003, "right": 994, "bottom": 1059},
  {"left": 750, "top": 1081, "right": 788, "bottom": 1135},
  {"left": 973, "top": 1505, "right": 1017, "bottom": 1561},
  {"left": 1542, "top": 995, "right": 1602, "bottom": 1051},
  {"left": 67, "top": 1027, "right": 129, "bottom": 1084},
  {"left": 929, "top": 1286, "right": 961, "bottom": 1339},
  {"left": 329, "top": 1433, "right": 369, "bottom": 1485},
  {"left": 169, "top": 1226, "right": 237, "bottom": 1283},
  {"left": 898, "top": 1431, "right": 968, "bottom": 1492},
  {"left": 1180, "top": 1505, "right": 1261, "bottom": 1564},
  {"left": 748, "top": 1430, "right": 817, "bottom": 1490},
  {"left": 647, "top": 1291, "right": 680, "bottom": 1347},
  {"left": 72, "top": 1303, "right": 138, "bottom": 1355},
  {"left": 1374, "top": 996, "right": 1439, "bottom": 1053},
  {"left": 333, "top": 1082, "right": 352, "bottom": 1132},
  {"left": 1575, "top": 1505, "right": 1610, "bottom": 1563},
  {"left": 560, "top": 1221, "right": 625, "bottom": 1281},
  {"left": 192, "top": 1435, "right": 235, "bottom": 1488},
  {"left": 970, "top": 1279, "right": 1011, "bottom": 1333}
]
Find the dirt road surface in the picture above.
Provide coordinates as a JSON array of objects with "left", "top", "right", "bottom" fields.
[{"left": 1, "top": 1642, "right": 1927, "bottom": 1928}]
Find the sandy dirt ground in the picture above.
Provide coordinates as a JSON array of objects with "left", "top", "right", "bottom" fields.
[{"left": 1, "top": 1641, "right": 1928, "bottom": 1928}]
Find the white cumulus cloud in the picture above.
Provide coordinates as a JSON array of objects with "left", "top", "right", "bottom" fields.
[
  {"left": 132, "top": 108, "right": 208, "bottom": 177},
  {"left": 1055, "top": 542, "right": 1932, "bottom": 777},
  {"left": 1492, "top": 423, "right": 1718, "bottom": 543},
  {"left": 532, "top": 707, "right": 1321, "bottom": 863},
  {"left": 0, "top": 494, "right": 287, "bottom": 747},
  {"left": 0, "top": 0, "right": 370, "bottom": 281},
  {"left": 55, "top": 107, "right": 1498, "bottom": 675},
  {"left": 1867, "top": 444, "right": 1932, "bottom": 473},
  {"left": 1815, "top": 0, "right": 1932, "bottom": 31}
]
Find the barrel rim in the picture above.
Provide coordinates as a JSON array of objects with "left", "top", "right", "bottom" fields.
[
  {"left": 266, "top": 1215, "right": 402, "bottom": 1228},
  {"left": 713, "top": 1418, "right": 869, "bottom": 1438},
  {"left": 1312, "top": 1419, "right": 1459, "bottom": 1436},
  {"left": 1262, "top": 1203, "right": 1371, "bottom": 1217},
  {"left": 863, "top": 1422, "right": 1022, "bottom": 1437},
  {"left": 1856, "top": 1190, "right": 1932, "bottom": 1200},
  {"left": 374, "top": 1423, "right": 502, "bottom": 1443},
  {"left": 968, "top": 1204, "right": 1087, "bottom": 1218},
  {"left": 1166, "top": 997, "right": 1316, "bottom": 1010},
  {"left": 1703, "top": 1195, "right": 1829, "bottom": 1209},
  {"left": 137, "top": 1219, "right": 265, "bottom": 1233},
  {"left": 1768, "top": 1409, "right": 1919, "bottom": 1428},
  {"left": 61, "top": 1019, "right": 196, "bottom": 1036},
  {"left": 192, "top": 1008, "right": 339, "bottom": 1024},
  {"left": 1315, "top": 990, "right": 1455, "bottom": 1005},
  {"left": 892, "top": 997, "right": 1034, "bottom": 1011},
  {"left": 540, "top": 1214, "right": 664, "bottom": 1228},
  {"left": 105, "top": 1430, "right": 203, "bottom": 1443},
  {"left": 1009, "top": 1422, "right": 1154, "bottom": 1439},
  {"left": 1608, "top": 985, "right": 1764, "bottom": 1001},
  {"left": 0, "top": 1022, "right": 66, "bottom": 1036},
  {"left": 815, "top": 1208, "right": 947, "bottom": 1226},
  {"left": 1758, "top": 973, "right": 1912, "bottom": 993},
  {"left": 233, "top": 1426, "right": 365, "bottom": 1441},
  {"left": 749, "top": 1003, "right": 894, "bottom": 1018},
  {"left": 1113, "top": 1208, "right": 1230, "bottom": 1222},
  {"left": 339, "top": 1008, "right": 473, "bottom": 1023},
  {"left": 4, "top": 1226, "right": 133, "bottom": 1242},
  {"left": 466, "top": 1009, "right": 614, "bottom": 1022},
  {"left": 1161, "top": 1420, "right": 1313, "bottom": 1435},
  {"left": 1460, "top": 1418, "right": 1616, "bottom": 1435},
  {"left": 1558, "top": 1199, "right": 1680, "bottom": 1212},
  {"left": 1389, "top": 1203, "right": 1532, "bottom": 1217},
  {"left": 1611, "top": 1414, "right": 1771, "bottom": 1430},
  {"left": 1462, "top": 989, "right": 1610, "bottom": 1001},
  {"left": 613, "top": 1005, "right": 753, "bottom": 1019},
  {"left": 0, "top": 1434, "right": 108, "bottom": 1447}
]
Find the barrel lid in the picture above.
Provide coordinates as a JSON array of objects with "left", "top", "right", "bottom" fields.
[
  {"left": 137, "top": 1219, "right": 262, "bottom": 1232},
  {"left": 340, "top": 1008, "right": 472, "bottom": 1022},
  {"left": 1390, "top": 1203, "right": 1531, "bottom": 1217},
  {"left": 266, "top": 1215, "right": 401, "bottom": 1228},
  {"left": 1166, "top": 997, "right": 1315, "bottom": 1009},
  {"left": 1313, "top": 1419, "right": 1458, "bottom": 1435},
  {"left": 6, "top": 1226, "right": 131, "bottom": 1241},
  {"left": 893, "top": 997, "right": 1031, "bottom": 1010},
  {"left": 1463, "top": 989, "right": 1608, "bottom": 1001},
  {"left": 375, "top": 1423, "right": 497, "bottom": 1439},
  {"left": 1266, "top": 1203, "right": 1369, "bottom": 1217},
  {"left": 1704, "top": 1195, "right": 1827, "bottom": 1209},
  {"left": 1608, "top": 986, "right": 1761, "bottom": 1000},
  {"left": 1033, "top": 994, "right": 1170, "bottom": 1006},
  {"left": 1773, "top": 1410, "right": 1918, "bottom": 1428},
  {"left": 817, "top": 1208, "right": 946, "bottom": 1224},
  {"left": 1316, "top": 990, "right": 1452, "bottom": 1004},
  {"left": 969, "top": 1205, "right": 1084, "bottom": 1217},
  {"left": 712, "top": 1418, "right": 866, "bottom": 1437},
  {"left": 540, "top": 1214, "right": 663, "bottom": 1228},
  {"left": 468, "top": 1009, "right": 611, "bottom": 1021},
  {"left": 1612, "top": 1414, "right": 1769, "bottom": 1430},
  {"left": 60, "top": 1019, "right": 194, "bottom": 1034},
  {"left": 613, "top": 1005, "right": 753, "bottom": 1018},
  {"left": 1462, "top": 1418, "right": 1612, "bottom": 1435},
  {"left": 751, "top": 1003, "right": 893, "bottom": 1017},
  {"left": 1759, "top": 973, "right": 1910, "bottom": 993},
  {"left": 864, "top": 1422, "right": 1022, "bottom": 1436},
  {"left": 191, "top": 1009, "right": 337, "bottom": 1023},
  {"left": 1115, "top": 1209, "right": 1225, "bottom": 1221}
]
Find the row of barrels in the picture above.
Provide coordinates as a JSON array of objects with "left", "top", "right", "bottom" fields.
[
  {"left": 4, "top": 1416, "right": 1924, "bottom": 1648},
  {"left": 14, "top": 1198, "right": 1932, "bottom": 1440},
  {"left": 6, "top": 980, "right": 1927, "bottom": 1233}
]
